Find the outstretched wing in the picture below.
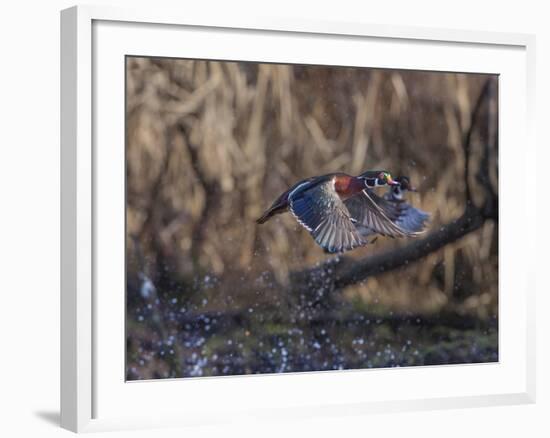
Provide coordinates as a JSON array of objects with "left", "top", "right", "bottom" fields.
[
  {"left": 289, "top": 180, "right": 366, "bottom": 253},
  {"left": 344, "top": 189, "right": 421, "bottom": 238},
  {"left": 394, "top": 203, "right": 430, "bottom": 233}
]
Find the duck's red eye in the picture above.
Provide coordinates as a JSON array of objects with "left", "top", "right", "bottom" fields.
[{"left": 378, "top": 172, "right": 385, "bottom": 180}]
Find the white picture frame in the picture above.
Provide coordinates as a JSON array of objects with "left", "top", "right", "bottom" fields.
[{"left": 60, "top": 4, "right": 536, "bottom": 433}]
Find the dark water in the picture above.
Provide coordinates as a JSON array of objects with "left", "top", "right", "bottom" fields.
[{"left": 126, "top": 288, "right": 498, "bottom": 380}]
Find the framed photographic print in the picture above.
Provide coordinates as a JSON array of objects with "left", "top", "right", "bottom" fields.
[{"left": 61, "top": 5, "right": 536, "bottom": 433}]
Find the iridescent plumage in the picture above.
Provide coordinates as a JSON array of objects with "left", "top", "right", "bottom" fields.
[
  {"left": 351, "top": 176, "right": 430, "bottom": 239},
  {"left": 257, "top": 171, "right": 427, "bottom": 253}
]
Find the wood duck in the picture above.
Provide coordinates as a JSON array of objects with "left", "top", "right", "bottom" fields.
[
  {"left": 385, "top": 176, "right": 430, "bottom": 234},
  {"left": 256, "top": 171, "right": 421, "bottom": 253},
  {"left": 352, "top": 175, "right": 430, "bottom": 238}
]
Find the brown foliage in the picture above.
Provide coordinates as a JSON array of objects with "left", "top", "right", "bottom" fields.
[{"left": 126, "top": 57, "right": 498, "bottom": 317}]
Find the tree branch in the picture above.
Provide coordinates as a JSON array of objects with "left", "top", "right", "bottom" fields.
[
  {"left": 463, "top": 78, "right": 493, "bottom": 205},
  {"left": 333, "top": 206, "right": 486, "bottom": 289}
]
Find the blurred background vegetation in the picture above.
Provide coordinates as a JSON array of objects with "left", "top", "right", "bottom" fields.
[{"left": 126, "top": 57, "right": 498, "bottom": 380}]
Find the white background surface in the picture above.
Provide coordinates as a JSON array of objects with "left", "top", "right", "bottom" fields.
[
  {"left": 0, "top": 0, "right": 547, "bottom": 437},
  {"left": 93, "top": 18, "right": 528, "bottom": 424}
]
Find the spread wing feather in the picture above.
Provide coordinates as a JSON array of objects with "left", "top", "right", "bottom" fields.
[
  {"left": 289, "top": 181, "right": 366, "bottom": 253},
  {"left": 345, "top": 189, "right": 422, "bottom": 238},
  {"left": 394, "top": 204, "right": 430, "bottom": 233}
]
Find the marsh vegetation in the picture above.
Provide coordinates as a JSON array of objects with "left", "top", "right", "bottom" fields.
[{"left": 126, "top": 57, "right": 498, "bottom": 379}]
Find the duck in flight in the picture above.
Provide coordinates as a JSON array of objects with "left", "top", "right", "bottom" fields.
[
  {"left": 256, "top": 171, "right": 428, "bottom": 253},
  {"left": 351, "top": 175, "right": 430, "bottom": 239},
  {"left": 384, "top": 176, "right": 430, "bottom": 234}
]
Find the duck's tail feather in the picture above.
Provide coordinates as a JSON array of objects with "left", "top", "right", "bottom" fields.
[
  {"left": 256, "top": 204, "right": 286, "bottom": 224},
  {"left": 256, "top": 211, "right": 272, "bottom": 224}
]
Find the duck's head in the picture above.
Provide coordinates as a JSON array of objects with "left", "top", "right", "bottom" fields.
[
  {"left": 394, "top": 176, "right": 417, "bottom": 191},
  {"left": 359, "top": 170, "right": 399, "bottom": 188},
  {"left": 390, "top": 176, "right": 417, "bottom": 200}
]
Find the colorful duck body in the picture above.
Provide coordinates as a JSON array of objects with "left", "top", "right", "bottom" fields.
[{"left": 257, "top": 171, "right": 421, "bottom": 253}]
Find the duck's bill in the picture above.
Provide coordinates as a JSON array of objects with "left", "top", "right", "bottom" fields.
[{"left": 387, "top": 177, "right": 400, "bottom": 186}]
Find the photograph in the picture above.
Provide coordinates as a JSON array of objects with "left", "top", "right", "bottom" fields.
[
  {"left": 1, "top": 0, "right": 544, "bottom": 435},
  {"left": 125, "top": 56, "right": 499, "bottom": 380}
]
